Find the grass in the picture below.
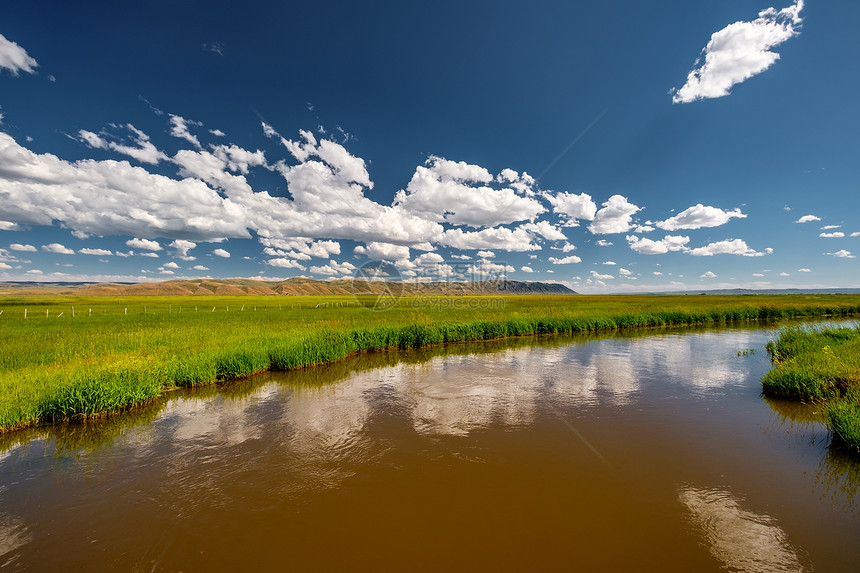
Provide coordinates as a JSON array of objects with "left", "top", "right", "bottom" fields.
[
  {"left": 763, "top": 325, "right": 860, "bottom": 453},
  {"left": 2, "top": 293, "right": 860, "bottom": 434}
]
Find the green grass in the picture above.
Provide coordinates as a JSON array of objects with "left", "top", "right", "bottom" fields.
[
  {"left": 763, "top": 325, "right": 860, "bottom": 453},
  {"left": 2, "top": 293, "right": 860, "bottom": 433}
]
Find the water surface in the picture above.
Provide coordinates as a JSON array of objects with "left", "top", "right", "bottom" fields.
[{"left": 1, "top": 324, "right": 858, "bottom": 571}]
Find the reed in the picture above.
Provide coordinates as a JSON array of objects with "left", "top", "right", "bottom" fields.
[
  {"left": 763, "top": 325, "right": 860, "bottom": 453},
  {"left": 2, "top": 293, "right": 860, "bottom": 433}
]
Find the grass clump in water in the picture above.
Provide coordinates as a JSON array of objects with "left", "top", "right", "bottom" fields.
[{"left": 763, "top": 325, "right": 860, "bottom": 454}]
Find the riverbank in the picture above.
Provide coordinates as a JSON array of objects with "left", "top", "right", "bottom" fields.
[
  {"left": 763, "top": 325, "right": 860, "bottom": 454},
  {"left": 3, "top": 293, "right": 860, "bottom": 433}
]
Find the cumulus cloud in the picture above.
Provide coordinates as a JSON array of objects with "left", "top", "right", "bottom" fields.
[
  {"left": 0, "top": 34, "right": 38, "bottom": 75},
  {"left": 519, "top": 220, "right": 567, "bottom": 241},
  {"left": 9, "top": 243, "right": 36, "bottom": 252},
  {"left": 595, "top": 240, "right": 613, "bottom": 247},
  {"left": 543, "top": 191, "right": 597, "bottom": 223},
  {"left": 672, "top": 1, "right": 804, "bottom": 103},
  {"left": 127, "top": 238, "right": 161, "bottom": 251},
  {"left": 795, "top": 214, "right": 820, "bottom": 223},
  {"left": 441, "top": 226, "right": 540, "bottom": 252},
  {"left": 590, "top": 271, "right": 614, "bottom": 280},
  {"left": 212, "top": 248, "right": 230, "bottom": 258},
  {"left": 41, "top": 243, "right": 74, "bottom": 254},
  {"left": 827, "top": 250, "right": 855, "bottom": 259},
  {"left": 548, "top": 255, "right": 582, "bottom": 264},
  {"left": 798, "top": 268, "right": 811, "bottom": 272},
  {"left": 163, "top": 261, "right": 180, "bottom": 269},
  {"left": 688, "top": 238, "right": 769, "bottom": 257},
  {"left": 700, "top": 271, "right": 717, "bottom": 278},
  {"left": 589, "top": 195, "right": 641, "bottom": 234},
  {"left": 819, "top": 232, "right": 845, "bottom": 238},
  {"left": 394, "top": 156, "right": 544, "bottom": 227},
  {"left": 267, "top": 258, "right": 307, "bottom": 270},
  {"left": 520, "top": 266, "right": 534, "bottom": 273},
  {"left": 354, "top": 241, "right": 410, "bottom": 261},
  {"left": 192, "top": 265, "right": 209, "bottom": 271},
  {"left": 79, "top": 248, "right": 112, "bottom": 256},
  {"left": 169, "top": 239, "right": 196, "bottom": 258},
  {"left": 310, "top": 259, "right": 356, "bottom": 276},
  {"left": 656, "top": 204, "right": 746, "bottom": 231},
  {"left": 477, "top": 250, "right": 495, "bottom": 258},
  {"left": 626, "top": 234, "right": 690, "bottom": 255},
  {"left": 619, "top": 268, "right": 633, "bottom": 276}
]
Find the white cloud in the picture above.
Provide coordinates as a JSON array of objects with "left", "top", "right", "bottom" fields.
[
  {"left": 820, "top": 225, "right": 841, "bottom": 230},
  {"left": 0, "top": 133, "right": 248, "bottom": 241},
  {"left": 79, "top": 124, "right": 167, "bottom": 164},
  {"left": 543, "top": 191, "right": 597, "bottom": 223},
  {"left": 779, "top": 272, "right": 789, "bottom": 277},
  {"left": 595, "top": 240, "right": 613, "bottom": 247},
  {"left": 127, "top": 238, "right": 161, "bottom": 251},
  {"left": 519, "top": 220, "right": 566, "bottom": 242},
  {"left": 752, "top": 273, "right": 765, "bottom": 277},
  {"left": 653, "top": 271, "right": 663, "bottom": 276},
  {"left": 701, "top": 271, "right": 717, "bottom": 278},
  {"left": 212, "top": 248, "right": 230, "bottom": 258},
  {"left": 548, "top": 255, "right": 582, "bottom": 265},
  {"left": 626, "top": 234, "right": 690, "bottom": 255},
  {"left": 477, "top": 250, "right": 495, "bottom": 258},
  {"left": 618, "top": 268, "right": 633, "bottom": 276},
  {"left": 310, "top": 259, "right": 356, "bottom": 276},
  {"left": 672, "top": 1, "right": 804, "bottom": 103},
  {"left": 394, "top": 156, "right": 545, "bottom": 227},
  {"left": 656, "top": 204, "right": 746, "bottom": 230},
  {"left": 851, "top": 232, "right": 860, "bottom": 238},
  {"left": 466, "top": 260, "right": 514, "bottom": 278},
  {"left": 266, "top": 258, "right": 307, "bottom": 270},
  {"left": 795, "top": 214, "right": 820, "bottom": 223},
  {"left": 798, "top": 268, "right": 811, "bottom": 272},
  {"left": 192, "top": 265, "right": 209, "bottom": 271},
  {"left": 209, "top": 129, "right": 226, "bottom": 137},
  {"left": 827, "top": 250, "right": 855, "bottom": 259},
  {"left": 0, "top": 221, "right": 21, "bottom": 231},
  {"left": 163, "top": 261, "right": 180, "bottom": 269},
  {"left": 169, "top": 239, "right": 196, "bottom": 258},
  {"left": 41, "top": 243, "right": 74, "bottom": 254},
  {"left": 589, "top": 195, "right": 641, "bottom": 234},
  {"left": 441, "top": 226, "right": 540, "bottom": 252},
  {"left": 819, "top": 232, "right": 845, "bottom": 238},
  {"left": 590, "top": 271, "right": 614, "bottom": 280},
  {"left": 354, "top": 242, "right": 410, "bottom": 262},
  {"left": 0, "top": 262, "right": 11, "bottom": 269},
  {"left": 602, "top": 261, "right": 616, "bottom": 265},
  {"left": 0, "top": 34, "right": 38, "bottom": 75},
  {"left": 169, "top": 114, "right": 202, "bottom": 149},
  {"left": 139, "top": 252, "right": 159, "bottom": 258},
  {"left": 9, "top": 243, "right": 36, "bottom": 252},
  {"left": 688, "top": 238, "right": 769, "bottom": 257},
  {"left": 520, "top": 266, "right": 534, "bottom": 273},
  {"left": 79, "top": 248, "right": 112, "bottom": 256}
]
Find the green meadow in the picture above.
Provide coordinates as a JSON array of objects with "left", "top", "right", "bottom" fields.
[
  {"left": 2, "top": 293, "right": 860, "bottom": 433},
  {"left": 763, "top": 325, "right": 860, "bottom": 454}
]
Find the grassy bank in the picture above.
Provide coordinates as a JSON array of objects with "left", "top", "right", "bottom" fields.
[
  {"left": 763, "top": 325, "right": 860, "bottom": 453},
  {"left": 3, "top": 293, "right": 860, "bottom": 433}
]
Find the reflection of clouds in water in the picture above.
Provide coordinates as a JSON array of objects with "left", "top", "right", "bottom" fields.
[
  {"left": 162, "top": 384, "right": 282, "bottom": 447},
  {"left": 620, "top": 333, "right": 754, "bottom": 389},
  {"left": 679, "top": 485, "right": 806, "bottom": 573},
  {"left": 0, "top": 509, "right": 31, "bottom": 562}
]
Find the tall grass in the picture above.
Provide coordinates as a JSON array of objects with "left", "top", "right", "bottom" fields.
[
  {"left": 763, "top": 325, "right": 860, "bottom": 453},
  {"left": 2, "top": 293, "right": 860, "bottom": 433}
]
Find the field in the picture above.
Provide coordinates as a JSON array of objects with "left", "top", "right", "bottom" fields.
[
  {"left": 763, "top": 325, "right": 860, "bottom": 453},
  {"left": 2, "top": 293, "right": 860, "bottom": 433}
]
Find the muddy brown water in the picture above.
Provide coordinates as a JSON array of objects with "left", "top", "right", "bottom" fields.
[{"left": 1, "top": 323, "right": 859, "bottom": 571}]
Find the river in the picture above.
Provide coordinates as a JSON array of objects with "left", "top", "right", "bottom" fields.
[{"left": 1, "top": 322, "right": 858, "bottom": 571}]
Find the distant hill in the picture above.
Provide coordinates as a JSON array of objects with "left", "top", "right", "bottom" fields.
[{"left": 0, "top": 278, "right": 577, "bottom": 297}]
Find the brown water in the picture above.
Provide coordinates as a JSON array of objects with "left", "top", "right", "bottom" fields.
[{"left": 1, "top": 324, "right": 859, "bottom": 571}]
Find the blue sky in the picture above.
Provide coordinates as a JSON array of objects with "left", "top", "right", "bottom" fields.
[{"left": 0, "top": 0, "right": 858, "bottom": 292}]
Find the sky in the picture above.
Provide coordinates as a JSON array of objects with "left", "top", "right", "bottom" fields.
[{"left": 0, "top": 0, "right": 858, "bottom": 293}]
